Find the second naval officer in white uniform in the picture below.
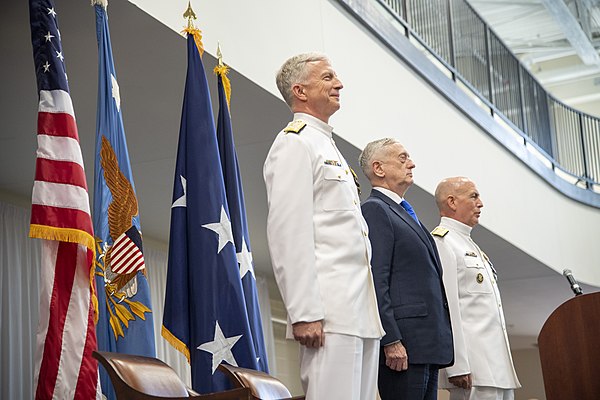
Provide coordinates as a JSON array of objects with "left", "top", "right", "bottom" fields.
[{"left": 432, "top": 177, "right": 520, "bottom": 400}]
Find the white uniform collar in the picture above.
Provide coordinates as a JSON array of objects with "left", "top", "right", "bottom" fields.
[
  {"left": 440, "top": 216, "right": 472, "bottom": 236},
  {"left": 373, "top": 187, "right": 403, "bottom": 205},
  {"left": 294, "top": 112, "right": 334, "bottom": 138}
]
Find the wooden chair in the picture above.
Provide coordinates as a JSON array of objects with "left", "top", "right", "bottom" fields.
[
  {"left": 93, "top": 350, "right": 251, "bottom": 400},
  {"left": 218, "top": 364, "right": 305, "bottom": 400}
]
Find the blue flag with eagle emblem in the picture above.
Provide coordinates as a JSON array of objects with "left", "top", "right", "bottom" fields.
[
  {"left": 214, "top": 63, "right": 269, "bottom": 373},
  {"left": 161, "top": 29, "right": 259, "bottom": 394},
  {"left": 92, "top": 3, "right": 156, "bottom": 398}
]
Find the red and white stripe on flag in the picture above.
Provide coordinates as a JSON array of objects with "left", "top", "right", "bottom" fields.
[
  {"left": 30, "top": 89, "right": 101, "bottom": 399},
  {"left": 110, "top": 230, "right": 146, "bottom": 275},
  {"left": 33, "top": 241, "right": 100, "bottom": 399}
]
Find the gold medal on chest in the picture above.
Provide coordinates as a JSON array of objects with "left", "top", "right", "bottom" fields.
[{"left": 476, "top": 273, "right": 484, "bottom": 284}]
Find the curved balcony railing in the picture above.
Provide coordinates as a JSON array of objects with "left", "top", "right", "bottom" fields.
[{"left": 340, "top": 0, "right": 600, "bottom": 198}]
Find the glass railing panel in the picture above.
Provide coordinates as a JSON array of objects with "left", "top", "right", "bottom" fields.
[
  {"left": 406, "top": 0, "right": 452, "bottom": 63},
  {"left": 488, "top": 30, "right": 524, "bottom": 132},
  {"left": 551, "top": 101, "right": 586, "bottom": 179},
  {"left": 382, "top": 0, "right": 405, "bottom": 20},
  {"left": 451, "top": 0, "right": 491, "bottom": 103},
  {"left": 582, "top": 114, "right": 600, "bottom": 185},
  {"left": 521, "top": 71, "right": 553, "bottom": 157}
]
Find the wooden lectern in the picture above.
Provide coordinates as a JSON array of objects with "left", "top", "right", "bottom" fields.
[{"left": 538, "top": 292, "right": 600, "bottom": 400}]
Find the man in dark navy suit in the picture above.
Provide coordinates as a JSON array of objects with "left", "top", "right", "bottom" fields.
[{"left": 359, "top": 138, "right": 453, "bottom": 400}]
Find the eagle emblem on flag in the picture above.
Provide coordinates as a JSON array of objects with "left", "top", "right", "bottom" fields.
[{"left": 95, "top": 135, "right": 151, "bottom": 339}]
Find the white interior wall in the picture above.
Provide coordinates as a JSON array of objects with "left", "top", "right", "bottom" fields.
[
  {"left": 512, "top": 348, "right": 546, "bottom": 400},
  {"left": 127, "top": 0, "right": 600, "bottom": 285},
  {"left": 272, "top": 322, "right": 303, "bottom": 396}
]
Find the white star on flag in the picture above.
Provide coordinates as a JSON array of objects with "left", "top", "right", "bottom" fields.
[
  {"left": 171, "top": 175, "right": 187, "bottom": 208},
  {"left": 55, "top": 50, "right": 64, "bottom": 62},
  {"left": 47, "top": 7, "right": 56, "bottom": 17},
  {"left": 42, "top": 61, "right": 50, "bottom": 73},
  {"left": 197, "top": 321, "right": 242, "bottom": 374},
  {"left": 111, "top": 74, "right": 121, "bottom": 111},
  {"left": 44, "top": 31, "right": 54, "bottom": 42},
  {"left": 202, "top": 206, "right": 234, "bottom": 253},
  {"left": 237, "top": 238, "right": 255, "bottom": 279}
]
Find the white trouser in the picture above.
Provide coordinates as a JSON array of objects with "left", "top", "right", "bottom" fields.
[
  {"left": 299, "top": 333, "right": 379, "bottom": 400},
  {"left": 448, "top": 387, "right": 514, "bottom": 400}
]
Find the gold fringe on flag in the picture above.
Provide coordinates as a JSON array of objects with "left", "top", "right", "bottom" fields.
[
  {"left": 162, "top": 326, "right": 191, "bottom": 363},
  {"left": 29, "top": 224, "right": 96, "bottom": 255},
  {"left": 214, "top": 64, "right": 231, "bottom": 110},
  {"left": 90, "top": 259, "right": 99, "bottom": 324},
  {"left": 182, "top": 27, "right": 204, "bottom": 57},
  {"left": 90, "top": 0, "right": 108, "bottom": 8},
  {"left": 30, "top": 224, "right": 99, "bottom": 323}
]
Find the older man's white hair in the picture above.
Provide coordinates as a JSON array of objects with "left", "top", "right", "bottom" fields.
[
  {"left": 358, "top": 137, "right": 400, "bottom": 180},
  {"left": 276, "top": 52, "right": 329, "bottom": 107}
]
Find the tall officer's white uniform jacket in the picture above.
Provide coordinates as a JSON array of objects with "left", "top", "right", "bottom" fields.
[
  {"left": 263, "top": 113, "right": 384, "bottom": 340},
  {"left": 433, "top": 217, "right": 520, "bottom": 390}
]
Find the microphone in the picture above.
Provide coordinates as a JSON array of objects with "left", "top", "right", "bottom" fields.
[{"left": 563, "top": 269, "right": 583, "bottom": 296}]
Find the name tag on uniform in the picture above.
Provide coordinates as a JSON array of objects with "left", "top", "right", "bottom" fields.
[
  {"left": 324, "top": 160, "right": 342, "bottom": 167},
  {"left": 465, "top": 251, "right": 477, "bottom": 257}
]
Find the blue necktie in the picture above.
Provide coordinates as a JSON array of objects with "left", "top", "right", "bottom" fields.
[{"left": 400, "top": 199, "right": 419, "bottom": 224}]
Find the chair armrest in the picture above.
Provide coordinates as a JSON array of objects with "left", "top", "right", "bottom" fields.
[{"left": 189, "top": 387, "right": 250, "bottom": 399}]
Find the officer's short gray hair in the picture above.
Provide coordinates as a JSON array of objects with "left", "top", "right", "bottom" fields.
[
  {"left": 276, "top": 53, "right": 330, "bottom": 107},
  {"left": 359, "top": 138, "right": 400, "bottom": 180}
]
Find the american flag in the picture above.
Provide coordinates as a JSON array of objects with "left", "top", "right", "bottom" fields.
[{"left": 29, "top": 0, "right": 101, "bottom": 398}]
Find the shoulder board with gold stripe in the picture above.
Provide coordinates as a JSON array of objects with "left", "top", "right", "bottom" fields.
[
  {"left": 283, "top": 119, "right": 307, "bottom": 134},
  {"left": 431, "top": 226, "right": 449, "bottom": 237}
]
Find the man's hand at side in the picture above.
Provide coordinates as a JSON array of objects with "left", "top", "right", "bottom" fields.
[
  {"left": 384, "top": 342, "right": 408, "bottom": 371},
  {"left": 292, "top": 320, "right": 324, "bottom": 348},
  {"left": 449, "top": 374, "right": 472, "bottom": 390}
]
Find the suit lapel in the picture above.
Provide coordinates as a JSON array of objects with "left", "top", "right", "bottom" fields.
[{"left": 370, "top": 190, "right": 442, "bottom": 276}]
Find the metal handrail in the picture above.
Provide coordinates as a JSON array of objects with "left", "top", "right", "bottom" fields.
[{"left": 375, "top": 0, "right": 600, "bottom": 192}]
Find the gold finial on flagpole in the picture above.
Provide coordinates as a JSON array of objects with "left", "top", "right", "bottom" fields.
[
  {"left": 183, "top": 1, "right": 197, "bottom": 29},
  {"left": 181, "top": 1, "right": 204, "bottom": 55},
  {"left": 217, "top": 42, "right": 224, "bottom": 67},
  {"left": 213, "top": 43, "right": 231, "bottom": 109}
]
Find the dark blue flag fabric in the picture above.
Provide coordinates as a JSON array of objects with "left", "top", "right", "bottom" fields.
[
  {"left": 162, "top": 30, "right": 259, "bottom": 394},
  {"left": 214, "top": 65, "right": 269, "bottom": 373},
  {"left": 92, "top": 3, "right": 156, "bottom": 398}
]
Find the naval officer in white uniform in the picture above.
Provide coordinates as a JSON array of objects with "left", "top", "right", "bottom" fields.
[
  {"left": 432, "top": 177, "right": 520, "bottom": 400},
  {"left": 263, "top": 53, "right": 384, "bottom": 400}
]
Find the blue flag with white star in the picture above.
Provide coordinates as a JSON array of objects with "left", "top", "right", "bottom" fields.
[
  {"left": 162, "top": 31, "right": 259, "bottom": 394},
  {"left": 215, "top": 66, "right": 269, "bottom": 373},
  {"left": 92, "top": 4, "right": 156, "bottom": 399}
]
